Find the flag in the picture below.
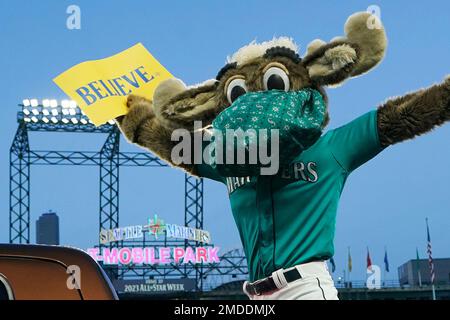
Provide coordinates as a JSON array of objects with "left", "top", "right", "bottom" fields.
[
  {"left": 329, "top": 257, "right": 336, "bottom": 273},
  {"left": 384, "top": 248, "right": 389, "bottom": 272},
  {"left": 367, "top": 248, "right": 372, "bottom": 271},
  {"left": 347, "top": 247, "right": 352, "bottom": 272},
  {"left": 426, "top": 218, "right": 435, "bottom": 284}
]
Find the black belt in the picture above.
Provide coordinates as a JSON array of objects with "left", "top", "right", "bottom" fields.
[{"left": 245, "top": 268, "right": 302, "bottom": 296}]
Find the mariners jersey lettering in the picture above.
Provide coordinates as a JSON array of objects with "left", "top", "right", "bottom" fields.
[
  {"left": 196, "top": 110, "right": 385, "bottom": 282},
  {"left": 226, "top": 161, "right": 319, "bottom": 193}
]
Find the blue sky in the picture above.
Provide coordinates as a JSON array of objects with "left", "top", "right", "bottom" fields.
[{"left": 0, "top": 0, "right": 449, "bottom": 282}]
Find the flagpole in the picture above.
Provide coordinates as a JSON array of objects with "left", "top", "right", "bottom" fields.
[
  {"left": 343, "top": 269, "right": 346, "bottom": 287},
  {"left": 426, "top": 218, "right": 436, "bottom": 301}
]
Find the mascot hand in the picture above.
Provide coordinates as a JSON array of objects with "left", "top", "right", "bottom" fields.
[
  {"left": 116, "top": 94, "right": 155, "bottom": 144},
  {"left": 126, "top": 94, "right": 152, "bottom": 110}
]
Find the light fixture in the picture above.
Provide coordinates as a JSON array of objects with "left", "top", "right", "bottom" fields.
[
  {"left": 80, "top": 118, "right": 88, "bottom": 125},
  {"left": 31, "top": 116, "right": 38, "bottom": 123},
  {"left": 32, "top": 108, "right": 39, "bottom": 116},
  {"left": 42, "top": 117, "right": 49, "bottom": 123},
  {"left": 42, "top": 99, "right": 50, "bottom": 107},
  {"left": 30, "top": 99, "right": 38, "bottom": 107},
  {"left": 24, "top": 117, "right": 31, "bottom": 122},
  {"left": 71, "top": 118, "right": 78, "bottom": 124},
  {"left": 108, "top": 120, "right": 115, "bottom": 125},
  {"left": 62, "top": 109, "right": 70, "bottom": 116},
  {"left": 42, "top": 109, "right": 50, "bottom": 116},
  {"left": 61, "top": 100, "right": 70, "bottom": 108},
  {"left": 69, "top": 109, "right": 76, "bottom": 116},
  {"left": 51, "top": 109, "right": 58, "bottom": 116},
  {"left": 22, "top": 99, "right": 31, "bottom": 107},
  {"left": 51, "top": 117, "right": 58, "bottom": 123},
  {"left": 62, "top": 118, "right": 69, "bottom": 124},
  {"left": 50, "top": 100, "right": 58, "bottom": 108},
  {"left": 69, "top": 100, "right": 77, "bottom": 108},
  {"left": 23, "top": 108, "right": 31, "bottom": 115}
]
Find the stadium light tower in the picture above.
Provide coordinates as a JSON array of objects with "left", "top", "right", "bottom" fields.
[
  {"left": 11, "top": 98, "right": 246, "bottom": 292},
  {"left": 18, "top": 98, "right": 116, "bottom": 133}
]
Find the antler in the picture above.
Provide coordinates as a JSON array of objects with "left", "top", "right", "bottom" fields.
[{"left": 303, "top": 11, "right": 387, "bottom": 86}]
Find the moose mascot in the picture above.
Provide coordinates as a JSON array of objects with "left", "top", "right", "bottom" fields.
[{"left": 117, "top": 12, "right": 450, "bottom": 299}]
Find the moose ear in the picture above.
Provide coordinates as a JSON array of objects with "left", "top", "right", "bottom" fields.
[
  {"left": 153, "top": 78, "right": 220, "bottom": 131},
  {"left": 302, "top": 12, "right": 387, "bottom": 87}
]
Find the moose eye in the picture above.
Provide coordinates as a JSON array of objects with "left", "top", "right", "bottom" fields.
[
  {"left": 263, "top": 67, "right": 290, "bottom": 91},
  {"left": 226, "top": 78, "right": 247, "bottom": 104}
]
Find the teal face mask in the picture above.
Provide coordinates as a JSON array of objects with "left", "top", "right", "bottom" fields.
[{"left": 206, "top": 88, "right": 326, "bottom": 176}]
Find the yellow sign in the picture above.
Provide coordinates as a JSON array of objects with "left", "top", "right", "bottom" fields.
[{"left": 53, "top": 43, "right": 173, "bottom": 126}]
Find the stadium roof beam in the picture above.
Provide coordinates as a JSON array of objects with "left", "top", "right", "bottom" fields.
[{"left": 27, "top": 151, "right": 168, "bottom": 166}]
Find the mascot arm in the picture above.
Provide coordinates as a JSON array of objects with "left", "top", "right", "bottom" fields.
[
  {"left": 116, "top": 94, "right": 197, "bottom": 176},
  {"left": 377, "top": 77, "right": 450, "bottom": 147}
]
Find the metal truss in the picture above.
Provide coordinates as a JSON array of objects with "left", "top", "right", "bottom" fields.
[
  {"left": 27, "top": 151, "right": 167, "bottom": 166},
  {"left": 9, "top": 123, "right": 30, "bottom": 243},
  {"left": 9, "top": 107, "right": 247, "bottom": 291},
  {"left": 202, "top": 248, "right": 248, "bottom": 290},
  {"left": 184, "top": 175, "right": 204, "bottom": 290},
  {"left": 99, "top": 127, "right": 121, "bottom": 245},
  {"left": 203, "top": 248, "right": 248, "bottom": 276}
]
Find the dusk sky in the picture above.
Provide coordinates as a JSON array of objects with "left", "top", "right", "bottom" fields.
[{"left": 0, "top": 0, "right": 449, "bottom": 282}]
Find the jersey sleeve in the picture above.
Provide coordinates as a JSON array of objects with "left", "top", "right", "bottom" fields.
[
  {"left": 328, "top": 109, "right": 385, "bottom": 173},
  {"left": 193, "top": 140, "right": 226, "bottom": 183},
  {"left": 195, "top": 163, "right": 225, "bottom": 183}
]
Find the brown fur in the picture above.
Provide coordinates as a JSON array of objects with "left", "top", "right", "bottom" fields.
[
  {"left": 377, "top": 78, "right": 450, "bottom": 147},
  {"left": 302, "top": 41, "right": 360, "bottom": 87},
  {"left": 344, "top": 12, "right": 387, "bottom": 77},
  {"left": 303, "top": 11, "right": 387, "bottom": 84},
  {"left": 116, "top": 95, "right": 197, "bottom": 175}
]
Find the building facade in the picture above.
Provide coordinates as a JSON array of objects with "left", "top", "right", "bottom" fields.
[
  {"left": 36, "top": 212, "right": 60, "bottom": 245},
  {"left": 398, "top": 258, "right": 450, "bottom": 286}
]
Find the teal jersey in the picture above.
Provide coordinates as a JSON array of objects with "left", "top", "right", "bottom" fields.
[{"left": 196, "top": 110, "right": 385, "bottom": 282}]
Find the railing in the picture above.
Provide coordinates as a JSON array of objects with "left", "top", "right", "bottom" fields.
[
  {"left": 334, "top": 279, "right": 400, "bottom": 289},
  {"left": 203, "top": 275, "right": 248, "bottom": 291},
  {"left": 333, "top": 279, "right": 450, "bottom": 290}
]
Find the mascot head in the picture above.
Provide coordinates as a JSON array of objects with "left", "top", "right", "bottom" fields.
[{"left": 151, "top": 12, "right": 387, "bottom": 174}]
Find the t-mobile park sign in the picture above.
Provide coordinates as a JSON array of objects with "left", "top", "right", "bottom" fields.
[{"left": 86, "top": 246, "right": 220, "bottom": 265}]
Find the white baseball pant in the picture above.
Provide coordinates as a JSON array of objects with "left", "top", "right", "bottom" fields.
[{"left": 243, "top": 261, "right": 339, "bottom": 300}]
